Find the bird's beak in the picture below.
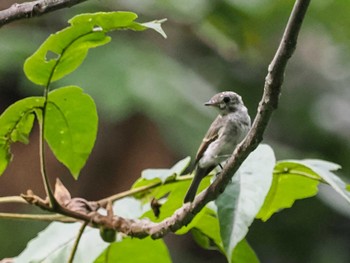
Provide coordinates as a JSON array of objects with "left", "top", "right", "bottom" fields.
[{"left": 204, "top": 100, "right": 217, "bottom": 106}]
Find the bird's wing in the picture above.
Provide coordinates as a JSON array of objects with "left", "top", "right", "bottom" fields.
[{"left": 195, "top": 115, "right": 223, "bottom": 164}]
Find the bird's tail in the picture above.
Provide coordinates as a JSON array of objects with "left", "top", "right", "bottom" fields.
[{"left": 184, "top": 167, "right": 212, "bottom": 203}]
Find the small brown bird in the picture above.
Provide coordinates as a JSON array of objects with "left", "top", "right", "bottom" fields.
[{"left": 184, "top": 91, "right": 251, "bottom": 203}]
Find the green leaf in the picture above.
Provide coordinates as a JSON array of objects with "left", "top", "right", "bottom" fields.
[
  {"left": 0, "top": 97, "right": 44, "bottom": 175},
  {"left": 16, "top": 222, "right": 109, "bottom": 263},
  {"left": 347, "top": 184, "right": 350, "bottom": 192},
  {"left": 256, "top": 159, "right": 342, "bottom": 221},
  {"left": 45, "top": 86, "right": 98, "bottom": 178},
  {"left": 68, "top": 12, "right": 139, "bottom": 30},
  {"left": 24, "top": 23, "right": 110, "bottom": 86},
  {"left": 24, "top": 12, "right": 166, "bottom": 86},
  {"left": 231, "top": 239, "right": 260, "bottom": 263},
  {"left": 300, "top": 159, "right": 349, "bottom": 203},
  {"left": 141, "top": 156, "right": 191, "bottom": 183},
  {"left": 216, "top": 144, "right": 275, "bottom": 260},
  {"left": 187, "top": 207, "right": 224, "bottom": 252},
  {"left": 94, "top": 237, "right": 171, "bottom": 263},
  {"left": 140, "top": 179, "right": 194, "bottom": 221}
]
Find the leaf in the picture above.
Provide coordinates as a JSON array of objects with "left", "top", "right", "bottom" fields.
[
  {"left": 45, "top": 86, "right": 98, "bottom": 178},
  {"left": 185, "top": 207, "right": 224, "bottom": 251},
  {"left": 24, "top": 23, "right": 109, "bottom": 86},
  {"left": 140, "top": 156, "right": 191, "bottom": 184},
  {"left": 231, "top": 239, "right": 260, "bottom": 263},
  {"left": 142, "top": 19, "right": 168, "bottom": 38},
  {"left": 0, "top": 97, "right": 44, "bottom": 175},
  {"left": 256, "top": 159, "right": 343, "bottom": 221},
  {"left": 300, "top": 159, "right": 349, "bottom": 203},
  {"left": 112, "top": 197, "right": 146, "bottom": 219},
  {"left": 216, "top": 144, "right": 275, "bottom": 260},
  {"left": 24, "top": 12, "right": 166, "bottom": 86},
  {"left": 15, "top": 222, "right": 109, "bottom": 263},
  {"left": 94, "top": 237, "right": 172, "bottom": 263},
  {"left": 140, "top": 179, "right": 192, "bottom": 221}
]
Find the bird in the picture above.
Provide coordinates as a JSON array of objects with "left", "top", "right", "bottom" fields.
[{"left": 184, "top": 91, "right": 251, "bottom": 203}]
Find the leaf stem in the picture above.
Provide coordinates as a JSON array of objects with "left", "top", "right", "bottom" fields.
[
  {"left": 37, "top": 30, "right": 97, "bottom": 209},
  {"left": 39, "top": 85, "right": 57, "bottom": 208},
  {"left": 68, "top": 221, "right": 88, "bottom": 263},
  {"left": 274, "top": 169, "right": 328, "bottom": 184}
]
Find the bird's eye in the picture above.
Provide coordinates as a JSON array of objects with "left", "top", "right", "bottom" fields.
[{"left": 223, "top": 96, "right": 231, "bottom": 103}]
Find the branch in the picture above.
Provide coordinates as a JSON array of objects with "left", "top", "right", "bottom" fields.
[
  {"left": 146, "top": 0, "right": 312, "bottom": 239},
  {"left": 0, "top": 212, "right": 74, "bottom": 222},
  {"left": 0, "top": 0, "right": 89, "bottom": 28},
  {"left": 203, "top": 0, "right": 312, "bottom": 201}
]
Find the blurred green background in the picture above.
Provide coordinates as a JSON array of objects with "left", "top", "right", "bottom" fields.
[{"left": 1, "top": 0, "right": 350, "bottom": 262}]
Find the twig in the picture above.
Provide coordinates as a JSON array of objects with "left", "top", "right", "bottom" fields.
[
  {"left": 0, "top": 0, "right": 89, "bottom": 28},
  {"left": 98, "top": 175, "right": 192, "bottom": 207},
  {"left": 68, "top": 222, "right": 88, "bottom": 263},
  {"left": 0, "top": 212, "right": 74, "bottom": 222},
  {"left": 0, "top": 196, "right": 27, "bottom": 204}
]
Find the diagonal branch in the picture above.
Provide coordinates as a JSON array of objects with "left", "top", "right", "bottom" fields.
[
  {"left": 0, "top": 0, "right": 89, "bottom": 27},
  {"left": 136, "top": 0, "right": 312, "bottom": 238}
]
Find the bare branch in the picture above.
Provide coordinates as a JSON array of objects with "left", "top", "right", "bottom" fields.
[{"left": 0, "top": 0, "right": 89, "bottom": 27}]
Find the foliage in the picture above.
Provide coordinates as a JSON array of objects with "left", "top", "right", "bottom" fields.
[
  {"left": 0, "top": 11, "right": 166, "bottom": 179},
  {"left": 12, "top": 144, "right": 350, "bottom": 262},
  {"left": 1, "top": 6, "right": 350, "bottom": 263}
]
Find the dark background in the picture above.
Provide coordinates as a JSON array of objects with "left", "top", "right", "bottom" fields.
[{"left": 1, "top": 0, "right": 350, "bottom": 262}]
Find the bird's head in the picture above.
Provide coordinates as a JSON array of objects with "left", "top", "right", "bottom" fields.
[{"left": 204, "top": 91, "right": 244, "bottom": 115}]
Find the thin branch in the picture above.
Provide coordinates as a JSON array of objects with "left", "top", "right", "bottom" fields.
[
  {"left": 68, "top": 222, "right": 88, "bottom": 263},
  {"left": 0, "top": 212, "right": 74, "bottom": 222},
  {"left": 0, "top": 0, "right": 89, "bottom": 28},
  {"left": 0, "top": 196, "right": 27, "bottom": 204},
  {"left": 98, "top": 175, "right": 192, "bottom": 207}
]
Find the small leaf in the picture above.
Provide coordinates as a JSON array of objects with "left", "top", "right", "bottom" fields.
[
  {"left": 300, "top": 160, "right": 349, "bottom": 203},
  {"left": 24, "top": 12, "right": 167, "bottom": 86},
  {"left": 216, "top": 144, "right": 275, "bottom": 260},
  {"left": 45, "top": 86, "right": 98, "bottom": 178},
  {"left": 141, "top": 156, "right": 191, "bottom": 183},
  {"left": 94, "top": 237, "right": 172, "bottom": 263},
  {"left": 257, "top": 159, "right": 343, "bottom": 221},
  {"left": 257, "top": 161, "right": 319, "bottom": 221},
  {"left": 185, "top": 207, "right": 224, "bottom": 252},
  {"left": 0, "top": 97, "right": 44, "bottom": 175},
  {"left": 231, "top": 239, "right": 260, "bottom": 263},
  {"left": 24, "top": 24, "right": 110, "bottom": 86},
  {"left": 142, "top": 19, "right": 168, "bottom": 38},
  {"left": 54, "top": 178, "right": 71, "bottom": 206}
]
